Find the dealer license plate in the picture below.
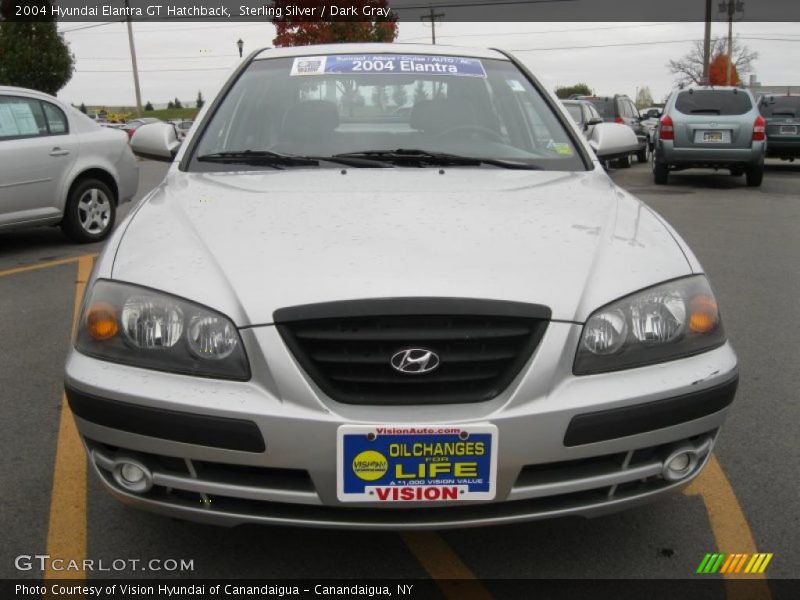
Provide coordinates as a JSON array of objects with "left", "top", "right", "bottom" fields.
[
  {"left": 780, "top": 125, "right": 797, "bottom": 135},
  {"left": 703, "top": 130, "right": 724, "bottom": 143},
  {"left": 337, "top": 424, "right": 497, "bottom": 503}
]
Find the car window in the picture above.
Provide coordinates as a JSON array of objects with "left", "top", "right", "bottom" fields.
[
  {"left": 0, "top": 95, "right": 48, "bottom": 140},
  {"left": 582, "top": 97, "right": 615, "bottom": 119},
  {"left": 41, "top": 102, "right": 68, "bottom": 135},
  {"left": 191, "top": 54, "right": 585, "bottom": 171},
  {"left": 564, "top": 104, "right": 582, "bottom": 124},
  {"left": 759, "top": 96, "right": 800, "bottom": 118},
  {"left": 674, "top": 90, "right": 753, "bottom": 116},
  {"left": 627, "top": 101, "right": 639, "bottom": 118},
  {"left": 586, "top": 104, "right": 601, "bottom": 120}
]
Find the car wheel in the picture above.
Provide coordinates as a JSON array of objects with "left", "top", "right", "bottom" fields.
[
  {"left": 61, "top": 178, "right": 117, "bottom": 243},
  {"left": 652, "top": 151, "right": 669, "bottom": 185},
  {"left": 636, "top": 147, "right": 648, "bottom": 163},
  {"left": 617, "top": 155, "right": 631, "bottom": 168},
  {"left": 745, "top": 163, "right": 764, "bottom": 187}
]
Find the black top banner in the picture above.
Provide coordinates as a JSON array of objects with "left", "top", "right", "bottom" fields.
[{"left": 4, "top": 0, "right": 800, "bottom": 22}]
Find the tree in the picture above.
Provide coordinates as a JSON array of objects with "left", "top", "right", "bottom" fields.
[
  {"left": 635, "top": 86, "right": 654, "bottom": 109},
  {"left": 144, "top": 101, "right": 154, "bottom": 111},
  {"left": 79, "top": 102, "right": 87, "bottom": 114},
  {"left": 167, "top": 100, "right": 175, "bottom": 110},
  {"left": 173, "top": 97, "right": 183, "bottom": 109},
  {"left": 371, "top": 85, "right": 387, "bottom": 111},
  {"left": 272, "top": 0, "right": 398, "bottom": 47},
  {"left": 708, "top": 53, "right": 740, "bottom": 86},
  {"left": 196, "top": 91, "right": 204, "bottom": 109},
  {"left": 667, "top": 36, "right": 757, "bottom": 86},
  {"left": 413, "top": 81, "right": 428, "bottom": 103},
  {"left": 554, "top": 83, "right": 592, "bottom": 99},
  {"left": 0, "top": 13, "right": 75, "bottom": 95},
  {"left": 391, "top": 84, "right": 407, "bottom": 108}
]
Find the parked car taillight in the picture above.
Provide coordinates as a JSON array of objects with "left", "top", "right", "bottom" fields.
[
  {"left": 614, "top": 117, "right": 624, "bottom": 124},
  {"left": 126, "top": 129, "right": 135, "bottom": 139},
  {"left": 752, "top": 115, "right": 766, "bottom": 141},
  {"left": 659, "top": 115, "right": 674, "bottom": 140}
]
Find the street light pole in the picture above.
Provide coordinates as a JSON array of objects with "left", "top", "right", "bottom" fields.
[{"left": 125, "top": 0, "right": 143, "bottom": 117}]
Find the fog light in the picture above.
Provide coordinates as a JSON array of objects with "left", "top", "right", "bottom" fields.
[
  {"left": 112, "top": 459, "right": 152, "bottom": 493},
  {"left": 662, "top": 449, "right": 698, "bottom": 482}
]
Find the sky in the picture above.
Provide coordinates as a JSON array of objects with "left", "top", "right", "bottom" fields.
[{"left": 54, "top": 21, "right": 800, "bottom": 108}]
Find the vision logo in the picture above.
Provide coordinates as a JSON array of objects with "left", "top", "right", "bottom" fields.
[{"left": 696, "top": 553, "right": 773, "bottom": 574}]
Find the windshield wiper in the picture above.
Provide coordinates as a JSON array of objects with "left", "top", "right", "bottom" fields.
[
  {"left": 197, "top": 150, "right": 390, "bottom": 169},
  {"left": 333, "top": 149, "right": 542, "bottom": 170},
  {"left": 197, "top": 150, "right": 317, "bottom": 168}
]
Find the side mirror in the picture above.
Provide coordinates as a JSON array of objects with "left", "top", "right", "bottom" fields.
[
  {"left": 589, "top": 122, "right": 639, "bottom": 160},
  {"left": 130, "top": 122, "right": 181, "bottom": 162}
]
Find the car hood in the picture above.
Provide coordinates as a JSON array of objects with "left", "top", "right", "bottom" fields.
[{"left": 112, "top": 168, "right": 693, "bottom": 325}]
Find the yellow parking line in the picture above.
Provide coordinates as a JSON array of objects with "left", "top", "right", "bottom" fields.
[
  {"left": 684, "top": 454, "right": 772, "bottom": 600},
  {"left": 0, "top": 254, "right": 97, "bottom": 279},
  {"left": 44, "top": 255, "right": 94, "bottom": 582},
  {"left": 401, "top": 532, "right": 493, "bottom": 599}
]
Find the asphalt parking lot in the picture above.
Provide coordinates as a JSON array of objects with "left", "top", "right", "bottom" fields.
[{"left": 1, "top": 159, "right": 798, "bottom": 596}]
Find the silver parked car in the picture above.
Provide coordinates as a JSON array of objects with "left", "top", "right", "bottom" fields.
[
  {"left": 0, "top": 86, "right": 139, "bottom": 242},
  {"left": 65, "top": 44, "right": 738, "bottom": 529},
  {"left": 653, "top": 86, "right": 766, "bottom": 186},
  {"left": 561, "top": 99, "right": 639, "bottom": 164}
]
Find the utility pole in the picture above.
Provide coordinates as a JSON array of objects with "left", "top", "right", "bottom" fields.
[
  {"left": 125, "top": 0, "right": 143, "bottom": 116},
  {"left": 718, "top": 1, "right": 744, "bottom": 86},
  {"left": 702, "top": 0, "right": 712, "bottom": 84},
  {"left": 420, "top": 7, "right": 444, "bottom": 45}
]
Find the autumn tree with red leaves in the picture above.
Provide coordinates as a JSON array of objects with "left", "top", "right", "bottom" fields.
[
  {"left": 708, "top": 53, "right": 740, "bottom": 86},
  {"left": 271, "top": 0, "right": 398, "bottom": 47}
]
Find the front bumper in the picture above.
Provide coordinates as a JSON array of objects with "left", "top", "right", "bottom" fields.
[{"left": 64, "top": 322, "right": 738, "bottom": 529}]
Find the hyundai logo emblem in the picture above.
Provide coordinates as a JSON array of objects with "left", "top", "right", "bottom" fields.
[{"left": 390, "top": 348, "right": 440, "bottom": 375}]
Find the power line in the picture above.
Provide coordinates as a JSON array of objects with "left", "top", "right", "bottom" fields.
[
  {"left": 398, "top": 21, "right": 684, "bottom": 43},
  {"left": 509, "top": 36, "right": 800, "bottom": 52},
  {"left": 75, "top": 67, "right": 234, "bottom": 73},
  {"left": 75, "top": 54, "right": 239, "bottom": 60}
]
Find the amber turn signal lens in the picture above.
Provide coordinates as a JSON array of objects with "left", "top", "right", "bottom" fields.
[
  {"left": 86, "top": 301, "right": 119, "bottom": 340},
  {"left": 688, "top": 295, "right": 719, "bottom": 333}
]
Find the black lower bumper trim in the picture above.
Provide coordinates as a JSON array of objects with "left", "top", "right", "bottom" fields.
[
  {"left": 564, "top": 374, "right": 738, "bottom": 447},
  {"left": 65, "top": 386, "right": 265, "bottom": 453}
]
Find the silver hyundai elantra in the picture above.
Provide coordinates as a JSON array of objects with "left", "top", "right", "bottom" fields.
[{"left": 64, "top": 44, "right": 738, "bottom": 529}]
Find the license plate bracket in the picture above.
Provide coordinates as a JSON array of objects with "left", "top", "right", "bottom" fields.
[
  {"left": 780, "top": 125, "right": 797, "bottom": 135},
  {"left": 702, "top": 130, "right": 724, "bottom": 143},
  {"left": 337, "top": 424, "right": 498, "bottom": 503}
]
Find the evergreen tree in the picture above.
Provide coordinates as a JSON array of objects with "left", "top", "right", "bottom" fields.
[
  {"left": 196, "top": 91, "right": 204, "bottom": 109},
  {"left": 0, "top": 14, "right": 75, "bottom": 95},
  {"left": 79, "top": 102, "right": 87, "bottom": 114},
  {"left": 144, "top": 101, "right": 154, "bottom": 111},
  {"left": 174, "top": 97, "right": 183, "bottom": 109}
]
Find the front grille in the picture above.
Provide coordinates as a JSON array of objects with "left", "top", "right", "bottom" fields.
[{"left": 275, "top": 298, "right": 549, "bottom": 405}]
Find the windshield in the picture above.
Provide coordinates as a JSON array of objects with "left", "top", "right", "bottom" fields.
[
  {"left": 580, "top": 97, "right": 614, "bottom": 120},
  {"left": 189, "top": 53, "right": 584, "bottom": 171},
  {"left": 759, "top": 96, "right": 800, "bottom": 117}
]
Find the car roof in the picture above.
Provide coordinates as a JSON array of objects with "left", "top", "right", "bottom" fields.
[
  {"left": 253, "top": 43, "right": 509, "bottom": 61},
  {"left": 0, "top": 85, "right": 58, "bottom": 101}
]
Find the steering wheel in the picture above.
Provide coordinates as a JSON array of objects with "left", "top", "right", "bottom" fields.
[{"left": 433, "top": 125, "right": 506, "bottom": 143}]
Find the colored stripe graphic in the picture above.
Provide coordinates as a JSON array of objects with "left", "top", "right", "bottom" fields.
[{"left": 699, "top": 553, "right": 774, "bottom": 574}]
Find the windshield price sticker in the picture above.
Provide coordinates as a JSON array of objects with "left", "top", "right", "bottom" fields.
[
  {"left": 290, "top": 55, "right": 487, "bottom": 78},
  {"left": 337, "top": 424, "right": 498, "bottom": 502}
]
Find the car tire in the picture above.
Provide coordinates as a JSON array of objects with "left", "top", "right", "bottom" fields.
[
  {"left": 745, "top": 163, "right": 764, "bottom": 187},
  {"left": 60, "top": 178, "right": 117, "bottom": 243},
  {"left": 617, "top": 155, "right": 631, "bottom": 168},
  {"left": 636, "top": 147, "right": 648, "bottom": 163},
  {"left": 652, "top": 151, "right": 669, "bottom": 185}
]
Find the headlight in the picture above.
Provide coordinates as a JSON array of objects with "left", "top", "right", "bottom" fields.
[
  {"left": 75, "top": 280, "right": 250, "bottom": 380},
  {"left": 574, "top": 276, "right": 726, "bottom": 375}
]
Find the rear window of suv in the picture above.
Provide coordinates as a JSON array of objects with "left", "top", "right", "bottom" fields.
[
  {"left": 759, "top": 96, "right": 800, "bottom": 118},
  {"left": 674, "top": 90, "right": 752, "bottom": 116}
]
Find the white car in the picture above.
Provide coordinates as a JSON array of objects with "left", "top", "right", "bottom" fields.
[{"left": 0, "top": 86, "right": 139, "bottom": 242}]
